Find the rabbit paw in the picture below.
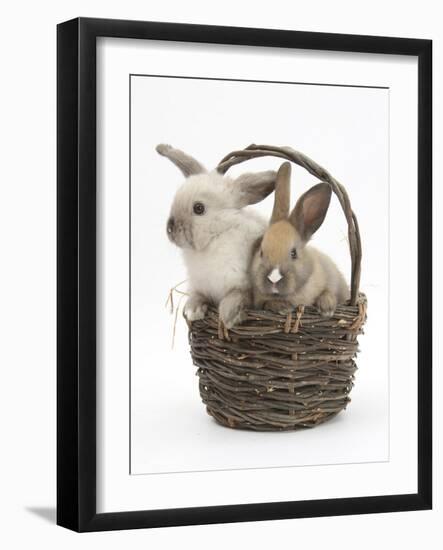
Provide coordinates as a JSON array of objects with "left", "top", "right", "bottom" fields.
[
  {"left": 316, "top": 291, "right": 337, "bottom": 318},
  {"left": 185, "top": 295, "right": 208, "bottom": 322},
  {"left": 219, "top": 290, "right": 249, "bottom": 329},
  {"left": 264, "top": 299, "right": 294, "bottom": 315}
]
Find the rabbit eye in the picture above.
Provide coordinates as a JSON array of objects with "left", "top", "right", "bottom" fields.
[
  {"left": 290, "top": 248, "right": 297, "bottom": 259},
  {"left": 193, "top": 202, "right": 205, "bottom": 215}
]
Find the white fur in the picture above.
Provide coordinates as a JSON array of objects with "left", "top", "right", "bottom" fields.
[
  {"left": 184, "top": 208, "right": 266, "bottom": 303},
  {"left": 268, "top": 267, "right": 282, "bottom": 284},
  {"left": 159, "top": 149, "right": 276, "bottom": 326}
]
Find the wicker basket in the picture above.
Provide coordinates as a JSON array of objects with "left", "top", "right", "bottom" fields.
[{"left": 187, "top": 145, "right": 367, "bottom": 431}]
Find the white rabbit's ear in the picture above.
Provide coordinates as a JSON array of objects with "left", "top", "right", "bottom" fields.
[
  {"left": 233, "top": 170, "right": 277, "bottom": 207},
  {"left": 156, "top": 144, "right": 206, "bottom": 177},
  {"left": 270, "top": 162, "right": 291, "bottom": 224},
  {"left": 289, "top": 183, "right": 332, "bottom": 241}
]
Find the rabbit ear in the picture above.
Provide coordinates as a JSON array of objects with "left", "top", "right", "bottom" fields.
[
  {"left": 233, "top": 170, "right": 277, "bottom": 207},
  {"left": 270, "top": 162, "right": 291, "bottom": 224},
  {"left": 289, "top": 183, "right": 332, "bottom": 241},
  {"left": 156, "top": 144, "right": 206, "bottom": 177}
]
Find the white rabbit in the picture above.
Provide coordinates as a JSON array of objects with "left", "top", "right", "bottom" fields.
[
  {"left": 250, "top": 162, "right": 349, "bottom": 316},
  {"left": 157, "top": 144, "right": 277, "bottom": 327}
]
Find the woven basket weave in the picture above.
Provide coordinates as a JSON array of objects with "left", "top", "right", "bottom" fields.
[{"left": 187, "top": 145, "right": 367, "bottom": 431}]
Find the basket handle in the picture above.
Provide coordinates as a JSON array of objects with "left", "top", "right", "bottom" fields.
[{"left": 217, "top": 144, "right": 362, "bottom": 305}]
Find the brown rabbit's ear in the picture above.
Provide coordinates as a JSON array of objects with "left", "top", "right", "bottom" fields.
[
  {"left": 289, "top": 183, "right": 332, "bottom": 241},
  {"left": 270, "top": 162, "right": 291, "bottom": 224},
  {"left": 156, "top": 144, "right": 206, "bottom": 177}
]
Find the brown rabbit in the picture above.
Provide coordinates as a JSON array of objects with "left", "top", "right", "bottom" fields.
[{"left": 250, "top": 162, "right": 349, "bottom": 316}]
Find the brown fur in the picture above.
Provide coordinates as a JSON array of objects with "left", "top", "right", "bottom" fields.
[
  {"left": 250, "top": 164, "right": 349, "bottom": 316},
  {"left": 270, "top": 162, "right": 291, "bottom": 224},
  {"left": 261, "top": 221, "right": 297, "bottom": 265},
  {"left": 290, "top": 183, "right": 331, "bottom": 240}
]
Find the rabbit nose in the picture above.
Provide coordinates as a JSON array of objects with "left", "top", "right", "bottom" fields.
[
  {"left": 167, "top": 217, "right": 175, "bottom": 235},
  {"left": 268, "top": 267, "right": 283, "bottom": 284}
]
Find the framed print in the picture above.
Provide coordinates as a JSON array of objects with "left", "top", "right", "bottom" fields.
[{"left": 57, "top": 17, "right": 432, "bottom": 531}]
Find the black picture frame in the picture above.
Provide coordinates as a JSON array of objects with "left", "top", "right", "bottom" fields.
[{"left": 57, "top": 17, "right": 432, "bottom": 532}]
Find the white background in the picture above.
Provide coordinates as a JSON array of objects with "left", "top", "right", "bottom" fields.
[
  {"left": 98, "top": 37, "right": 417, "bottom": 512},
  {"left": 0, "top": 0, "right": 441, "bottom": 548},
  {"left": 130, "top": 75, "right": 390, "bottom": 474}
]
